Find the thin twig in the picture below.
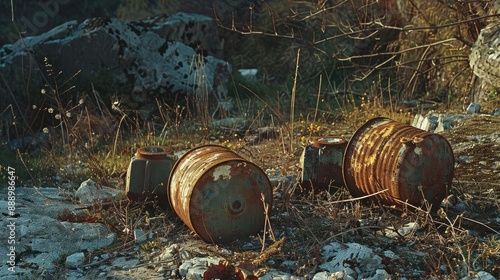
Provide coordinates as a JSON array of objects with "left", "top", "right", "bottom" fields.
[
  {"left": 290, "top": 48, "right": 300, "bottom": 152},
  {"left": 121, "top": 259, "right": 176, "bottom": 271},
  {"left": 320, "top": 189, "right": 389, "bottom": 205},
  {"left": 461, "top": 216, "right": 500, "bottom": 235},
  {"left": 454, "top": 180, "right": 500, "bottom": 187}
]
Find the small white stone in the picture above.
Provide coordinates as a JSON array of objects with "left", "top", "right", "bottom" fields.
[
  {"left": 312, "top": 271, "right": 329, "bottom": 280},
  {"left": 220, "top": 248, "right": 233, "bottom": 255},
  {"left": 134, "top": 229, "right": 147, "bottom": 243},
  {"left": 179, "top": 260, "right": 193, "bottom": 277},
  {"left": 383, "top": 250, "right": 399, "bottom": 259},
  {"left": 65, "top": 252, "right": 85, "bottom": 268},
  {"left": 180, "top": 249, "right": 192, "bottom": 260},
  {"left": 186, "top": 265, "right": 207, "bottom": 280},
  {"left": 332, "top": 270, "right": 355, "bottom": 280},
  {"left": 75, "top": 179, "right": 125, "bottom": 204},
  {"left": 367, "top": 269, "right": 391, "bottom": 280},
  {"left": 466, "top": 102, "right": 481, "bottom": 114}
]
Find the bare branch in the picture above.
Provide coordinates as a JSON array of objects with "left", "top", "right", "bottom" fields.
[
  {"left": 313, "top": 14, "right": 499, "bottom": 45},
  {"left": 336, "top": 38, "right": 457, "bottom": 61}
]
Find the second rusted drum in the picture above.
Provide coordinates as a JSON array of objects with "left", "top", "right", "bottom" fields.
[
  {"left": 343, "top": 117, "right": 454, "bottom": 209},
  {"left": 168, "top": 145, "right": 273, "bottom": 244}
]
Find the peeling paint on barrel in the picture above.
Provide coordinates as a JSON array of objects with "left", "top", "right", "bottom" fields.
[
  {"left": 168, "top": 145, "right": 273, "bottom": 243},
  {"left": 343, "top": 117, "right": 454, "bottom": 209}
]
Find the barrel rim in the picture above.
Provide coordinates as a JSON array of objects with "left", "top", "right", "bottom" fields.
[{"left": 394, "top": 133, "right": 455, "bottom": 206}]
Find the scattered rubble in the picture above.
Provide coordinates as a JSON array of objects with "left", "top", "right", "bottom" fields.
[
  {"left": 318, "top": 242, "right": 384, "bottom": 279},
  {"left": 411, "top": 105, "right": 500, "bottom": 133},
  {"left": 1, "top": 114, "right": 499, "bottom": 279},
  {"left": 0, "top": 187, "right": 115, "bottom": 279}
]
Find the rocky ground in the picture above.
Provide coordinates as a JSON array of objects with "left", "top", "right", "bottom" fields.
[{"left": 0, "top": 112, "right": 499, "bottom": 280}]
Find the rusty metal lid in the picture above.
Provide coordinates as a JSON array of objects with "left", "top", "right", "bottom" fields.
[
  {"left": 190, "top": 160, "right": 272, "bottom": 243},
  {"left": 136, "top": 146, "right": 174, "bottom": 160},
  {"left": 311, "top": 137, "right": 347, "bottom": 148}
]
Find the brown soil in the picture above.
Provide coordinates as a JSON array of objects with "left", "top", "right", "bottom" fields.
[
  {"left": 86, "top": 115, "right": 500, "bottom": 279},
  {"left": 230, "top": 115, "right": 500, "bottom": 278}
]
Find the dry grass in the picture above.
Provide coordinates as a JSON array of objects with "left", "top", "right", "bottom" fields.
[{"left": 6, "top": 82, "right": 499, "bottom": 278}]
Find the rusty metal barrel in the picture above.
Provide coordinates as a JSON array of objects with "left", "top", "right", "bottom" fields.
[
  {"left": 343, "top": 117, "right": 454, "bottom": 209},
  {"left": 168, "top": 145, "right": 273, "bottom": 243},
  {"left": 126, "top": 146, "right": 176, "bottom": 208},
  {"left": 299, "top": 137, "right": 347, "bottom": 192}
]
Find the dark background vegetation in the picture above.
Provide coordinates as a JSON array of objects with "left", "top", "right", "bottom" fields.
[
  {"left": 0, "top": 0, "right": 498, "bottom": 183},
  {"left": 1, "top": 0, "right": 496, "bottom": 102}
]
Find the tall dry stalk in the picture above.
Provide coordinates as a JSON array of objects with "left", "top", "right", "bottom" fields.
[
  {"left": 314, "top": 74, "right": 322, "bottom": 123},
  {"left": 290, "top": 48, "right": 300, "bottom": 152}
]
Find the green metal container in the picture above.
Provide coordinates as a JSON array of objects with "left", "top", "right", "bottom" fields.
[{"left": 126, "top": 146, "right": 176, "bottom": 208}]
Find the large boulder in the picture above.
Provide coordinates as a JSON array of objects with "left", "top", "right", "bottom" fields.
[
  {"left": 0, "top": 13, "right": 230, "bottom": 139},
  {"left": 469, "top": 21, "right": 500, "bottom": 102},
  {"left": 469, "top": 0, "right": 500, "bottom": 103}
]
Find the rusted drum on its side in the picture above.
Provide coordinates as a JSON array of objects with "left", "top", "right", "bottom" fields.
[
  {"left": 299, "top": 137, "right": 347, "bottom": 192},
  {"left": 168, "top": 145, "right": 273, "bottom": 243},
  {"left": 343, "top": 117, "right": 454, "bottom": 209}
]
